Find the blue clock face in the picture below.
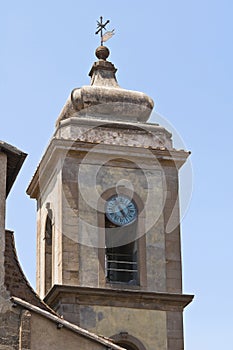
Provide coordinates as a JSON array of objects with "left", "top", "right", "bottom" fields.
[{"left": 105, "top": 194, "right": 137, "bottom": 226}]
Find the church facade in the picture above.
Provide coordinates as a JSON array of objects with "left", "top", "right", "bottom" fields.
[{"left": 0, "top": 44, "right": 193, "bottom": 350}]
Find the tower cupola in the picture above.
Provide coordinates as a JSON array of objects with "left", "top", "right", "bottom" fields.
[{"left": 56, "top": 45, "right": 154, "bottom": 126}]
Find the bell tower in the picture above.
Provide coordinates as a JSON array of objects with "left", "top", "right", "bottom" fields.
[{"left": 27, "top": 43, "right": 193, "bottom": 350}]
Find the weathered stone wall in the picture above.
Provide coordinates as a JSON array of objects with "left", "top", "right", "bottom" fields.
[
  {"left": 0, "top": 307, "right": 21, "bottom": 350},
  {"left": 37, "top": 161, "right": 64, "bottom": 298},
  {"left": 0, "top": 152, "right": 21, "bottom": 350},
  {"left": 166, "top": 311, "right": 184, "bottom": 350},
  {"left": 35, "top": 123, "right": 183, "bottom": 296},
  {"left": 163, "top": 165, "right": 182, "bottom": 294},
  {"left": 19, "top": 310, "right": 31, "bottom": 349},
  {"left": 56, "top": 118, "right": 173, "bottom": 150},
  {"left": 34, "top": 120, "right": 185, "bottom": 350},
  {"left": 55, "top": 303, "right": 184, "bottom": 350},
  {"left": 61, "top": 155, "right": 79, "bottom": 286},
  {"left": 0, "top": 152, "right": 7, "bottom": 292},
  {"left": 80, "top": 305, "right": 167, "bottom": 350},
  {"left": 61, "top": 151, "right": 175, "bottom": 293},
  {"left": 49, "top": 286, "right": 189, "bottom": 350},
  {"left": 55, "top": 151, "right": 184, "bottom": 350}
]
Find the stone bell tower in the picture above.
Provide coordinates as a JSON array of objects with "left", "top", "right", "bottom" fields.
[{"left": 27, "top": 44, "right": 193, "bottom": 350}]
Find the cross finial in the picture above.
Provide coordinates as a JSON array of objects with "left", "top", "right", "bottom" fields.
[{"left": 95, "top": 16, "right": 115, "bottom": 46}]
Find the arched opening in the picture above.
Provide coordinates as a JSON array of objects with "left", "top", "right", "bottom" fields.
[
  {"left": 98, "top": 186, "right": 147, "bottom": 288},
  {"left": 111, "top": 333, "right": 146, "bottom": 350},
  {"left": 44, "top": 209, "right": 53, "bottom": 294},
  {"left": 105, "top": 217, "right": 139, "bottom": 285},
  {"left": 117, "top": 342, "right": 138, "bottom": 350}
]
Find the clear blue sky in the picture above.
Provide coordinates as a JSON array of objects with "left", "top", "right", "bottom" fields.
[{"left": 1, "top": 1, "right": 233, "bottom": 349}]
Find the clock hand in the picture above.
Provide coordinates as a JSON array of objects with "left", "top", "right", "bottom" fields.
[{"left": 120, "top": 206, "right": 129, "bottom": 219}]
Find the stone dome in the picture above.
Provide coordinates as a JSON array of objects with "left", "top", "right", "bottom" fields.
[{"left": 56, "top": 46, "right": 154, "bottom": 126}]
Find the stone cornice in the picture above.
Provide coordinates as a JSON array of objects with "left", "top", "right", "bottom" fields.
[
  {"left": 27, "top": 137, "right": 190, "bottom": 199},
  {"left": 45, "top": 285, "right": 194, "bottom": 312}
]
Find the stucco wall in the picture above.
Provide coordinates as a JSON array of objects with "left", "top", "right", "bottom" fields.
[
  {"left": 30, "top": 312, "right": 106, "bottom": 350},
  {"left": 80, "top": 305, "right": 167, "bottom": 350}
]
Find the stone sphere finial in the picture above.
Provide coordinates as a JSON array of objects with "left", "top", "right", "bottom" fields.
[{"left": 95, "top": 46, "right": 110, "bottom": 61}]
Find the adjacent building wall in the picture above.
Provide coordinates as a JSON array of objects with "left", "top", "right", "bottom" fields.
[
  {"left": 0, "top": 152, "right": 7, "bottom": 287},
  {"left": 24, "top": 311, "right": 108, "bottom": 350},
  {"left": 0, "top": 152, "right": 21, "bottom": 350}
]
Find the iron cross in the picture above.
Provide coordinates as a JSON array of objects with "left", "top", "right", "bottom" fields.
[{"left": 95, "top": 16, "right": 110, "bottom": 46}]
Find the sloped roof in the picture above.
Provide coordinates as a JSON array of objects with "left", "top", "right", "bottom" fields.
[
  {"left": 0, "top": 141, "right": 27, "bottom": 197},
  {"left": 11, "top": 297, "right": 125, "bottom": 350},
  {"left": 4, "top": 230, "right": 56, "bottom": 315}
]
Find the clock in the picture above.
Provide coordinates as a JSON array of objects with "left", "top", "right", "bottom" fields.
[{"left": 105, "top": 194, "right": 137, "bottom": 226}]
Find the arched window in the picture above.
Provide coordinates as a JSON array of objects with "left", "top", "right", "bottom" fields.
[{"left": 44, "top": 209, "right": 53, "bottom": 294}]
